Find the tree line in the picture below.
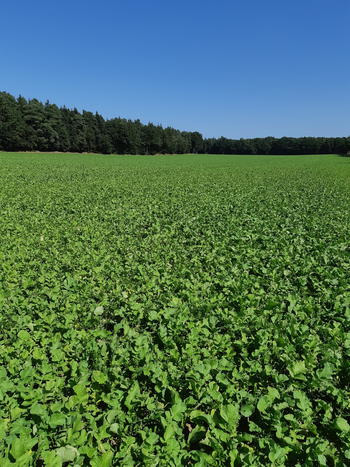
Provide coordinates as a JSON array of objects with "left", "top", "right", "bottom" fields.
[{"left": 0, "top": 91, "right": 349, "bottom": 155}]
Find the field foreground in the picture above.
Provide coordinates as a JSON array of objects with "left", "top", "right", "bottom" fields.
[{"left": 0, "top": 153, "right": 350, "bottom": 465}]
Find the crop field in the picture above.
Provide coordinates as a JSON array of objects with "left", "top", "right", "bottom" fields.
[{"left": 0, "top": 152, "right": 349, "bottom": 465}]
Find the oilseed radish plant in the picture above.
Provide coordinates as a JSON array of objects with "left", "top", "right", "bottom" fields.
[{"left": 0, "top": 153, "right": 349, "bottom": 465}]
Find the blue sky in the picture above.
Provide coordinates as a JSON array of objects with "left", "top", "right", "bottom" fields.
[{"left": 1, "top": 0, "right": 349, "bottom": 138}]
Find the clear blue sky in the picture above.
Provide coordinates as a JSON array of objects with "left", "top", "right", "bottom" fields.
[{"left": 1, "top": 0, "right": 349, "bottom": 138}]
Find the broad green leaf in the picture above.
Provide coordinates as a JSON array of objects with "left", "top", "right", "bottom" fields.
[
  {"left": 56, "top": 446, "right": 78, "bottom": 463},
  {"left": 109, "top": 423, "right": 119, "bottom": 434},
  {"left": 92, "top": 370, "right": 108, "bottom": 384},
  {"left": 188, "top": 425, "right": 207, "bottom": 445},
  {"left": 49, "top": 413, "right": 66, "bottom": 427},
  {"left": 241, "top": 404, "right": 254, "bottom": 417},
  {"left": 289, "top": 360, "right": 306, "bottom": 378},
  {"left": 124, "top": 381, "right": 140, "bottom": 409},
  {"left": 94, "top": 306, "right": 104, "bottom": 316},
  {"left": 30, "top": 403, "right": 46, "bottom": 417},
  {"left": 18, "top": 330, "right": 31, "bottom": 340},
  {"left": 335, "top": 417, "right": 350, "bottom": 433},
  {"left": 91, "top": 452, "right": 114, "bottom": 467}
]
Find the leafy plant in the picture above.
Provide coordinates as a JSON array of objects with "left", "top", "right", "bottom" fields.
[{"left": 0, "top": 152, "right": 349, "bottom": 465}]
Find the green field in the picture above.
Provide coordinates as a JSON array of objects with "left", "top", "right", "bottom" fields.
[{"left": 1, "top": 153, "right": 350, "bottom": 465}]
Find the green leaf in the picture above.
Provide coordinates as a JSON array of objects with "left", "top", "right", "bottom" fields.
[
  {"left": 73, "top": 383, "right": 88, "bottom": 397},
  {"left": 51, "top": 349, "right": 64, "bottom": 362},
  {"left": 30, "top": 403, "right": 46, "bottom": 417},
  {"left": 13, "top": 451, "right": 34, "bottom": 466},
  {"left": 164, "top": 422, "right": 176, "bottom": 442},
  {"left": 49, "top": 413, "right": 66, "bottom": 427},
  {"left": 289, "top": 360, "right": 306, "bottom": 378},
  {"left": 257, "top": 396, "right": 270, "bottom": 413},
  {"left": 241, "top": 404, "right": 254, "bottom": 417},
  {"left": 18, "top": 330, "right": 31, "bottom": 340},
  {"left": 293, "top": 390, "right": 310, "bottom": 412},
  {"left": 219, "top": 404, "right": 239, "bottom": 427},
  {"left": 10, "top": 437, "right": 27, "bottom": 460},
  {"left": 94, "top": 305, "right": 104, "bottom": 316},
  {"left": 92, "top": 370, "right": 108, "bottom": 384},
  {"left": 56, "top": 446, "right": 78, "bottom": 463},
  {"left": 190, "top": 410, "right": 213, "bottom": 425},
  {"left": 40, "top": 451, "right": 62, "bottom": 467},
  {"left": 268, "top": 445, "right": 288, "bottom": 462},
  {"left": 171, "top": 398, "right": 186, "bottom": 420},
  {"left": 317, "top": 454, "right": 327, "bottom": 466},
  {"left": 10, "top": 436, "right": 37, "bottom": 461},
  {"left": 124, "top": 381, "right": 140, "bottom": 409},
  {"left": 109, "top": 423, "right": 119, "bottom": 434},
  {"left": 335, "top": 417, "right": 350, "bottom": 433},
  {"left": 188, "top": 425, "right": 206, "bottom": 445},
  {"left": 257, "top": 387, "right": 279, "bottom": 413},
  {"left": 318, "top": 363, "right": 334, "bottom": 380},
  {"left": 91, "top": 452, "right": 114, "bottom": 467}
]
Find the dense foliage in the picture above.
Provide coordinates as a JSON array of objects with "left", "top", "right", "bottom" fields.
[
  {"left": 0, "top": 153, "right": 349, "bottom": 465},
  {"left": 1, "top": 92, "right": 349, "bottom": 155}
]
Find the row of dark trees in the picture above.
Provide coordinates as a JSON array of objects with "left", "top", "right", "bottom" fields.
[
  {"left": 0, "top": 92, "right": 349, "bottom": 155},
  {"left": 205, "top": 136, "right": 350, "bottom": 155},
  {"left": 0, "top": 92, "right": 203, "bottom": 155}
]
